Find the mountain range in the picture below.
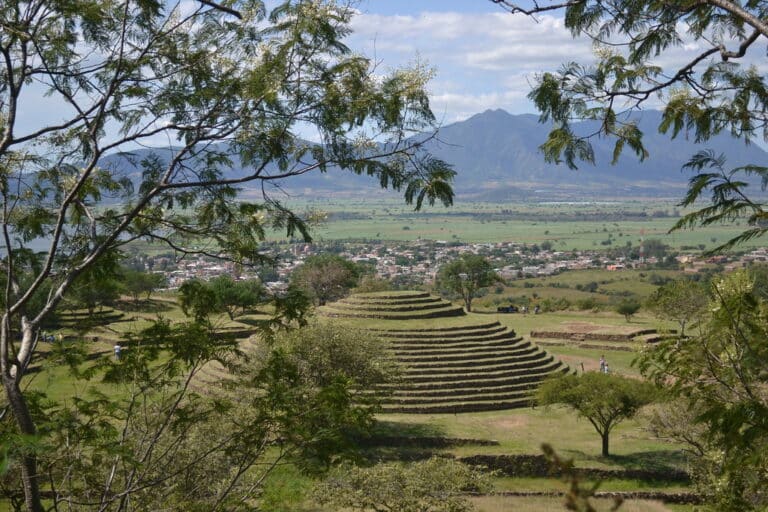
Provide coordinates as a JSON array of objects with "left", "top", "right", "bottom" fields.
[{"left": 101, "top": 109, "right": 768, "bottom": 201}]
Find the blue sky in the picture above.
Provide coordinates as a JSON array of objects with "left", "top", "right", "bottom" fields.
[
  {"left": 345, "top": 1, "right": 599, "bottom": 123},
  {"left": 342, "top": 1, "right": 766, "bottom": 127}
]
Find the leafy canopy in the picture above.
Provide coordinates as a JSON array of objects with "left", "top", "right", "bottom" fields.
[
  {"left": 436, "top": 254, "right": 500, "bottom": 312},
  {"left": 290, "top": 254, "right": 361, "bottom": 306},
  {"left": 0, "top": 1, "right": 454, "bottom": 509},
  {"left": 638, "top": 269, "right": 768, "bottom": 510},
  {"left": 493, "top": 0, "right": 768, "bottom": 250},
  {"left": 538, "top": 372, "right": 657, "bottom": 457}
]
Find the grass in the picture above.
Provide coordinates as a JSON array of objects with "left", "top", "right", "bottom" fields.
[
  {"left": 376, "top": 407, "right": 687, "bottom": 472},
  {"left": 22, "top": 284, "right": 697, "bottom": 511},
  {"left": 493, "top": 477, "right": 691, "bottom": 493},
  {"left": 265, "top": 197, "right": 762, "bottom": 252}
]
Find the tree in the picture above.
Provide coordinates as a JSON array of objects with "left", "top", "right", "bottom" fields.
[
  {"left": 313, "top": 457, "right": 490, "bottom": 512},
  {"left": 178, "top": 279, "right": 220, "bottom": 324},
  {"left": 615, "top": 299, "right": 640, "bottom": 322},
  {"left": 436, "top": 254, "right": 500, "bottom": 312},
  {"left": 64, "top": 252, "right": 123, "bottom": 317},
  {"left": 291, "top": 254, "right": 361, "bottom": 306},
  {"left": 638, "top": 270, "right": 768, "bottom": 510},
  {"left": 209, "top": 275, "right": 267, "bottom": 320},
  {"left": 646, "top": 279, "right": 708, "bottom": 336},
  {"left": 492, "top": 0, "right": 768, "bottom": 250},
  {"left": 537, "top": 372, "right": 657, "bottom": 457},
  {"left": 0, "top": 317, "right": 395, "bottom": 510},
  {"left": 120, "top": 268, "right": 167, "bottom": 303},
  {"left": 0, "top": 2, "right": 455, "bottom": 508}
]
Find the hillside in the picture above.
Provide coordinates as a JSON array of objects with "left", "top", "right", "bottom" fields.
[{"left": 98, "top": 109, "right": 768, "bottom": 200}]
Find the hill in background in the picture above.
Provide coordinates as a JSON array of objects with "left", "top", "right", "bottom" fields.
[{"left": 100, "top": 109, "right": 768, "bottom": 201}]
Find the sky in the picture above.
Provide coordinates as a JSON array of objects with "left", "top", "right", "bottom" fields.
[
  {"left": 343, "top": 1, "right": 768, "bottom": 128},
  {"left": 347, "top": 0, "right": 598, "bottom": 124}
]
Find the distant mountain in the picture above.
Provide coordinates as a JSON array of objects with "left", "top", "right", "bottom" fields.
[
  {"left": 98, "top": 109, "right": 768, "bottom": 201},
  {"left": 422, "top": 109, "right": 768, "bottom": 200}
]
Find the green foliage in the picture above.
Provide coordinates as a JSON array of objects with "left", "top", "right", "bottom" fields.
[
  {"left": 538, "top": 372, "right": 657, "bottom": 457},
  {"left": 615, "top": 299, "right": 640, "bottom": 322},
  {"left": 259, "top": 465, "right": 313, "bottom": 512},
  {"left": 178, "top": 279, "right": 219, "bottom": 323},
  {"left": 671, "top": 151, "right": 768, "bottom": 253},
  {"left": 495, "top": 0, "right": 768, "bottom": 252},
  {"left": 0, "top": 317, "right": 394, "bottom": 509},
  {"left": 1, "top": 0, "right": 456, "bottom": 505},
  {"left": 639, "top": 269, "right": 768, "bottom": 510},
  {"left": 209, "top": 275, "right": 267, "bottom": 320},
  {"left": 259, "top": 321, "right": 398, "bottom": 390},
  {"left": 436, "top": 253, "right": 500, "bottom": 312},
  {"left": 313, "top": 456, "right": 491, "bottom": 512},
  {"left": 178, "top": 276, "right": 268, "bottom": 321},
  {"left": 63, "top": 250, "right": 123, "bottom": 316},
  {"left": 119, "top": 268, "right": 167, "bottom": 303},
  {"left": 646, "top": 278, "right": 707, "bottom": 336},
  {"left": 290, "top": 254, "right": 361, "bottom": 306},
  {"left": 355, "top": 275, "right": 393, "bottom": 293}
]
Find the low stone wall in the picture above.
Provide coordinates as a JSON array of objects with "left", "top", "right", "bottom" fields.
[
  {"left": 531, "top": 329, "right": 659, "bottom": 342},
  {"left": 535, "top": 340, "right": 637, "bottom": 352}
]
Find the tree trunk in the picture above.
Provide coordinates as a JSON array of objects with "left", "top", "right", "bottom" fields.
[
  {"left": 2, "top": 377, "right": 43, "bottom": 512},
  {"left": 601, "top": 432, "right": 610, "bottom": 457}
]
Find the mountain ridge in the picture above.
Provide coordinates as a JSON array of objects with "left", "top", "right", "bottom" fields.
[{"left": 99, "top": 109, "right": 768, "bottom": 201}]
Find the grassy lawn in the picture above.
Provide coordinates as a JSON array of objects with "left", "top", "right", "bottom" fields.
[
  {"left": 21, "top": 286, "right": 695, "bottom": 511},
  {"left": 376, "top": 407, "right": 685, "bottom": 472}
]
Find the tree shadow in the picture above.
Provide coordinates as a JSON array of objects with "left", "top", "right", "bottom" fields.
[
  {"left": 356, "top": 420, "right": 499, "bottom": 464},
  {"left": 566, "top": 448, "right": 690, "bottom": 473},
  {"left": 115, "top": 298, "right": 174, "bottom": 313}
]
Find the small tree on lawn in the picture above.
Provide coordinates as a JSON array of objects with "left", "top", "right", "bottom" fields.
[
  {"left": 209, "top": 275, "right": 267, "bottom": 320},
  {"left": 646, "top": 279, "right": 707, "bottom": 336},
  {"left": 291, "top": 254, "right": 361, "bottom": 306},
  {"left": 616, "top": 299, "right": 641, "bottom": 322},
  {"left": 436, "top": 254, "right": 500, "bottom": 312},
  {"left": 538, "top": 372, "right": 657, "bottom": 457},
  {"left": 120, "top": 268, "right": 167, "bottom": 304}
]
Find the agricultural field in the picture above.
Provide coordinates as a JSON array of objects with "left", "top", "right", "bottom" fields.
[{"left": 274, "top": 197, "right": 762, "bottom": 252}]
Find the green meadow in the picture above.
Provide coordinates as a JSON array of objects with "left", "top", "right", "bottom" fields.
[
  {"left": 28, "top": 279, "right": 700, "bottom": 511},
  {"left": 276, "top": 198, "right": 760, "bottom": 252}
]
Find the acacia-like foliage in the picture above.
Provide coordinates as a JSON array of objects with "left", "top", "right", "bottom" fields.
[
  {"left": 638, "top": 270, "right": 768, "bottom": 510},
  {"left": 492, "top": 0, "right": 768, "bottom": 249},
  {"left": 0, "top": 1, "right": 455, "bottom": 509},
  {"left": 0, "top": 319, "right": 394, "bottom": 510}
]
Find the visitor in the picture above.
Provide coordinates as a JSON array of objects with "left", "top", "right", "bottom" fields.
[
  {"left": 599, "top": 355, "right": 606, "bottom": 373},
  {"left": 114, "top": 343, "right": 122, "bottom": 360}
]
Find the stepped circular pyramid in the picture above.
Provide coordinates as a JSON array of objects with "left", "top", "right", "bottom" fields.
[
  {"left": 320, "top": 291, "right": 569, "bottom": 414},
  {"left": 321, "top": 290, "right": 466, "bottom": 319}
]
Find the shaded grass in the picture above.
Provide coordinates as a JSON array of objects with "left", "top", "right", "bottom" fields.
[
  {"left": 470, "top": 496, "right": 695, "bottom": 512},
  {"left": 376, "top": 407, "right": 687, "bottom": 472}
]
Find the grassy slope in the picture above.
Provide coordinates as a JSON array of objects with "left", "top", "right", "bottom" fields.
[{"left": 28, "top": 285, "right": 693, "bottom": 510}]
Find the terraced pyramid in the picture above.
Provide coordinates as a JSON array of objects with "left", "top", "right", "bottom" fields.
[
  {"left": 321, "top": 291, "right": 568, "bottom": 414},
  {"left": 321, "top": 290, "right": 464, "bottom": 319}
]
